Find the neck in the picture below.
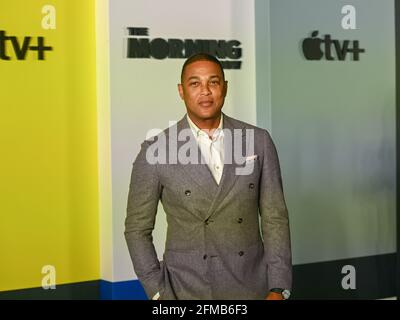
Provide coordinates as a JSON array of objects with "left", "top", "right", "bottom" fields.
[{"left": 188, "top": 113, "right": 222, "bottom": 130}]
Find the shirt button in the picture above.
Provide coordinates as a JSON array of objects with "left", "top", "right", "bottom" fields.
[
  {"left": 185, "top": 190, "right": 191, "bottom": 196},
  {"left": 203, "top": 255, "right": 208, "bottom": 260},
  {"left": 249, "top": 183, "right": 255, "bottom": 189},
  {"left": 238, "top": 251, "right": 244, "bottom": 256},
  {"left": 237, "top": 218, "right": 243, "bottom": 224}
]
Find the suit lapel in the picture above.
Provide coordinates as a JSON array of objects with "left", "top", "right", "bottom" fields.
[
  {"left": 175, "top": 113, "right": 247, "bottom": 219},
  {"left": 176, "top": 116, "right": 218, "bottom": 199},
  {"left": 205, "top": 114, "right": 246, "bottom": 219}
]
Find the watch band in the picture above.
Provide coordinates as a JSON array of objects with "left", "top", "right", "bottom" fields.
[{"left": 270, "top": 288, "right": 284, "bottom": 293}]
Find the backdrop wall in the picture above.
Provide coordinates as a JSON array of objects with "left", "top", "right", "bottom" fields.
[
  {"left": 0, "top": 0, "right": 99, "bottom": 295},
  {"left": 100, "top": 0, "right": 257, "bottom": 297}
]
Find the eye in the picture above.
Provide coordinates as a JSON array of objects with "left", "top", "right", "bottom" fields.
[
  {"left": 210, "top": 80, "right": 219, "bottom": 85},
  {"left": 189, "top": 81, "right": 199, "bottom": 87}
]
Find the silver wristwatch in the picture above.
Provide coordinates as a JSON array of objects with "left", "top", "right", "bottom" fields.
[{"left": 270, "top": 288, "right": 291, "bottom": 300}]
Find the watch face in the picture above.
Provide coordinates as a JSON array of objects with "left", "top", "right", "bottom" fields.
[{"left": 282, "top": 290, "right": 291, "bottom": 299}]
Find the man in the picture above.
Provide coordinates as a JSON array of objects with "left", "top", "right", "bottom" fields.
[{"left": 125, "top": 53, "right": 292, "bottom": 300}]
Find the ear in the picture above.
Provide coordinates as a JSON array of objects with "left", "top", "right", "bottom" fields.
[{"left": 178, "top": 83, "right": 184, "bottom": 100}]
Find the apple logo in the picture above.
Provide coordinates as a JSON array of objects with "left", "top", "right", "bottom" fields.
[{"left": 302, "top": 30, "right": 324, "bottom": 60}]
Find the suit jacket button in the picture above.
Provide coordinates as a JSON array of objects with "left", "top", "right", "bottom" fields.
[
  {"left": 238, "top": 251, "right": 244, "bottom": 256},
  {"left": 203, "top": 255, "right": 207, "bottom": 260},
  {"left": 249, "top": 183, "right": 255, "bottom": 189},
  {"left": 185, "top": 190, "right": 191, "bottom": 196},
  {"left": 237, "top": 218, "right": 243, "bottom": 224}
]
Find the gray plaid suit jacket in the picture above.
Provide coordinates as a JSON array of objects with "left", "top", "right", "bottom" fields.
[{"left": 125, "top": 113, "right": 292, "bottom": 300}]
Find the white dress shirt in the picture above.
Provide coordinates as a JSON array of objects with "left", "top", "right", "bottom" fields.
[{"left": 187, "top": 114, "right": 224, "bottom": 185}]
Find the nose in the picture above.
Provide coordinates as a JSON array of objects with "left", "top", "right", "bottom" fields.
[{"left": 200, "top": 83, "right": 211, "bottom": 95}]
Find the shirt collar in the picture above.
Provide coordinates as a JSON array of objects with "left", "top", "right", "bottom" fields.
[{"left": 187, "top": 114, "right": 224, "bottom": 140}]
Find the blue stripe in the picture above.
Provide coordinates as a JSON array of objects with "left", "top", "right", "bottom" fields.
[{"left": 99, "top": 279, "right": 148, "bottom": 300}]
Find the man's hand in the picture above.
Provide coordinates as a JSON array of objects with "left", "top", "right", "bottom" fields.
[{"left": 265, "top": 291, "right": 284, "bottom": 300}]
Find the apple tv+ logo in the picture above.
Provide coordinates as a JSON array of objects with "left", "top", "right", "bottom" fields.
[{"left": 302, "top": 30, "right": 365, "bottom": 61}]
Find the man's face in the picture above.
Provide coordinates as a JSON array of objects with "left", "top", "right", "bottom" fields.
[{"left": 178, "top": 60, "right": 227, "bottom": 123}]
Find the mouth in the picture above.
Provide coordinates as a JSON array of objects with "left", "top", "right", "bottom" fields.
[{"left": 198, "top": 100, "right": 213, "bottom": 107}]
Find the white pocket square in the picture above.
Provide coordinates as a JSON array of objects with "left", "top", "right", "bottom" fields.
[{"left": 245, "top": 155, "right": 258, "bottom": 162}]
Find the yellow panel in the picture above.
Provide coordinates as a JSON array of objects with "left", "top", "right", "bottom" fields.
[{"left": 0, "top": 0, "right": 99, "bottom": 291}]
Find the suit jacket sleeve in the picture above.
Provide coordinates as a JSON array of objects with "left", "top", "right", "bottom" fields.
[
  {"left": 124, "top": 140, "right": 164, "bottom": 299},
  {"left": 259, "top": 130, "right": 292, "bottom": 291}
]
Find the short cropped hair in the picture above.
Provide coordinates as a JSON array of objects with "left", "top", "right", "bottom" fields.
[{"left": 180, "top": 53, "right": 225, "bottom": 83}]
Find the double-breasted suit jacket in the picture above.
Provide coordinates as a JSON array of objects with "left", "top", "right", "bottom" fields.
[{"left": 125, "top": 113, "right": 292, "bottom": 300}]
